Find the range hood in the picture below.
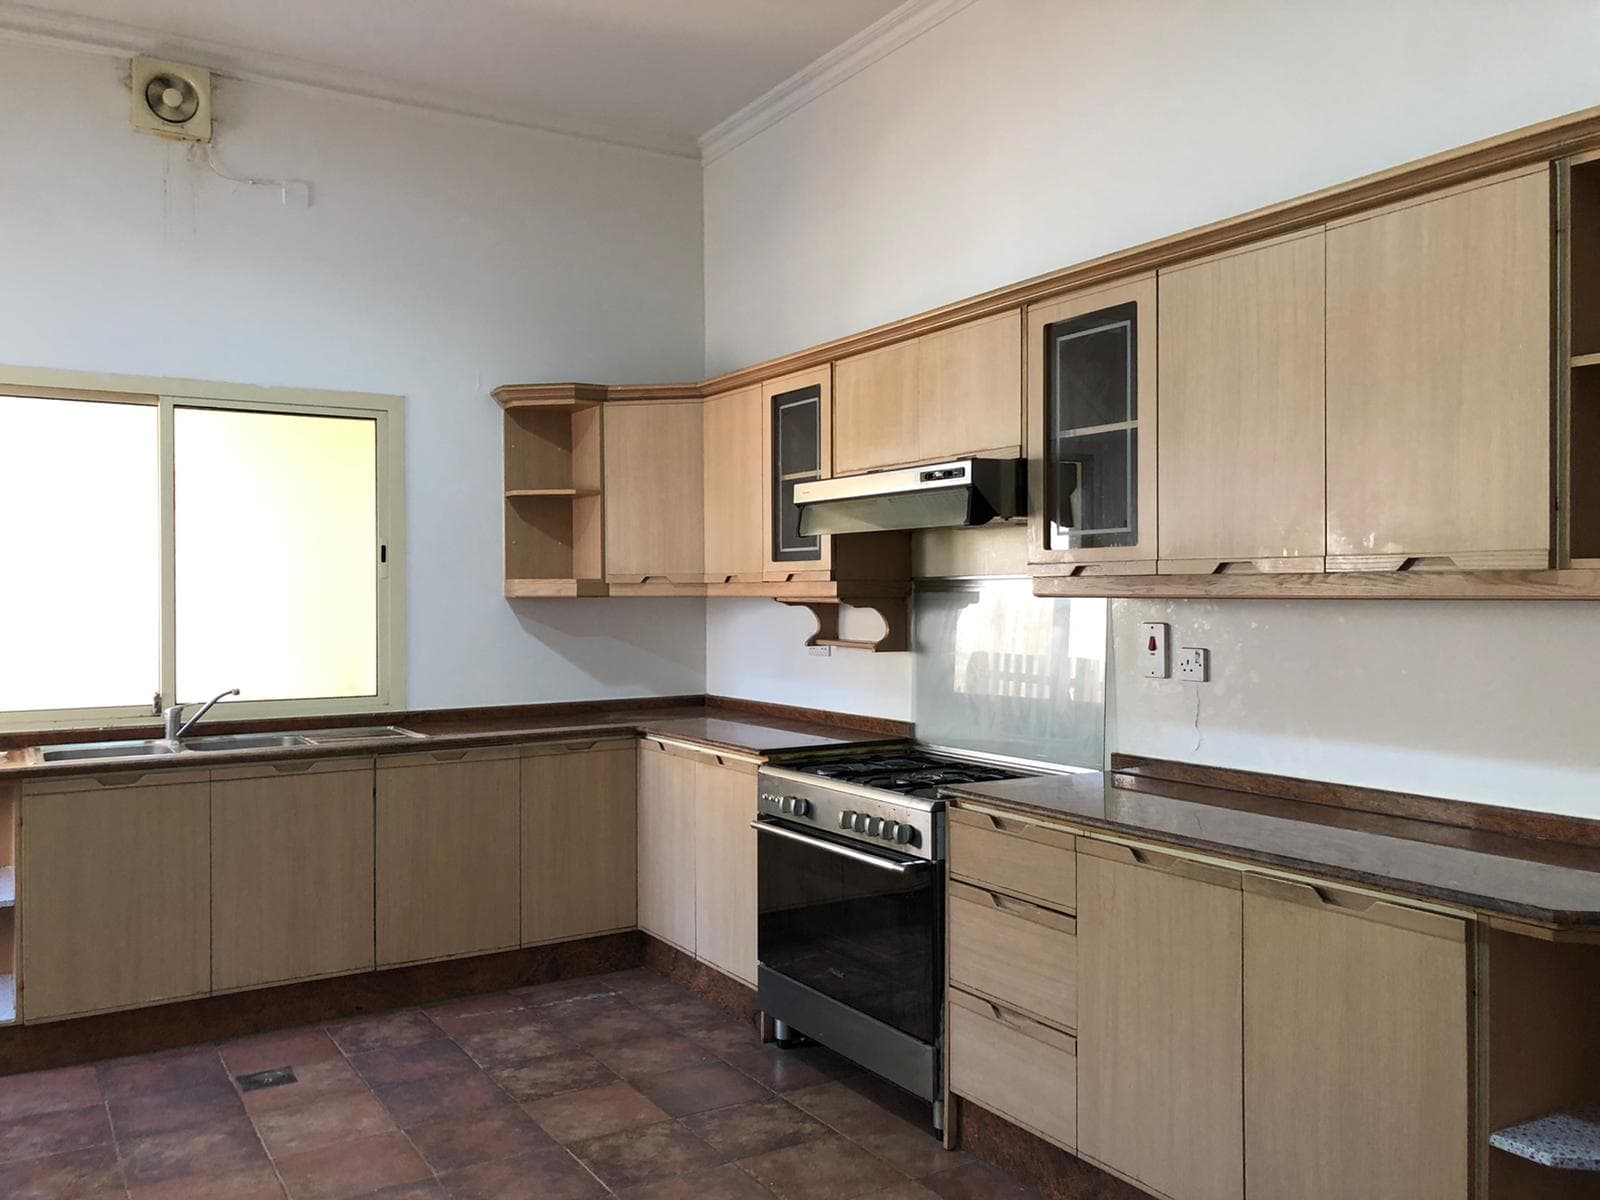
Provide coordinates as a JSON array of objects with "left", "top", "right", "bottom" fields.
[{"left": 796, "top": 458, "right": 1023, "bottom": 536}]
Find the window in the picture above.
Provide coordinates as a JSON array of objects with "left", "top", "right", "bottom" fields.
[{"left": 0, "top": 371, "right": 405, "bottom": 730}]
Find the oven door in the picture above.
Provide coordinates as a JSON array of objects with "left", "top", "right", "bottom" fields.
[{"left": 755, "top": 816, "right": 942, "bottom": 1050}]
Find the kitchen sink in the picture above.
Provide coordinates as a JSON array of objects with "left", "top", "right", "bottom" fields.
[
  {"left": 181, "top": 733, "right": 314, "bottom": 752},
  {"left": 39, "top": 739, "right": 183, "bottom": 763},
  {"left": 37, "top": 725, "right": 424, "bottom": 763},
  {"left": 300, "top": 726, "right": 424, "bottom": 744}
]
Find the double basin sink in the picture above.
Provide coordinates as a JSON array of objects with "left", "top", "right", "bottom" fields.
[{"left": 40, "top": 726, "right": 424, "bottom": 764}]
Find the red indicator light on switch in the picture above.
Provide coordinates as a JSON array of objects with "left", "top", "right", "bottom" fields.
[{"left": 1147, "top": 635, "right": 1157, "bottom": 652}]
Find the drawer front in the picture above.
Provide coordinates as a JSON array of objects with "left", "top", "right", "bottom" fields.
[
  {"left": 949, "top": 880, "right": 1077, "bottom": 1031},
  {"left": 949, "top": 806, "right": 1076, "bottom": 913},
  {"left": 949, "top": 989, "right": 1077, "bottom": 1151}
]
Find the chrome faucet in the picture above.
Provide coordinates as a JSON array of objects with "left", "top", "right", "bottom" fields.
[{"left": 164, "top": 688, "right": 240, "bottom": 744}]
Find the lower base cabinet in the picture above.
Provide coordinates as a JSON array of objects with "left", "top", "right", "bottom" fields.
[
  {"left": 693, "top": 754, "right": 758, "bottom": 985},
  {"left": 522, "top": 739, "right": 637, "bottom": 943},
  {"left": 637, "top": 739, "right": 697, "bottom": 953},
  {"left": 949, "top": 988, "right": 1078, "bottom": 1150}
]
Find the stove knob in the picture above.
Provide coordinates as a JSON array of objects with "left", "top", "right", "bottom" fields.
[
  {"left": 759, "top": 792, "right": 777, "bottom": 806},
  {"left": 791, "top": 797, "right": 811, "bottom": 818},
  {"left": 882, "top": 821, "right": 901, "bottom": 842},
  {"left": 839, "top": 810, "right": 855, "bottom": 831},
  {"left": 892, "top": 823, "right": 913, "bottom": 845},
  {"left": 851, "top": 812, "right": 870, "bottom": 833},
  {"left": 865, "top": 816, "right": 884, "bottom": 837},
  {"left": 779, "top": 796, "right": 796, "bottom": 815}
]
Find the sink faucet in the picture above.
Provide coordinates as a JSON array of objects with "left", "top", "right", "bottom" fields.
[{"left": 164, "top": 688, "right": 240, "bottom": 744}]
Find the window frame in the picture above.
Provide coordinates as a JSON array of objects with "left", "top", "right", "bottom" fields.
[{"left": 0, "top": 366, "right": 406, "bottom": 733}]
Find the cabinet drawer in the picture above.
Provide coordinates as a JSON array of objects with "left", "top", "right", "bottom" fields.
[
  {"left": 949, "top": 988, "right": 1077, "bottom": 1152},
  {"left": 948, "top": 880, "right": 1077, "bottom": 1031},
  {"left": 949, "top": 806, "right": 1076, "bottom": 913}
]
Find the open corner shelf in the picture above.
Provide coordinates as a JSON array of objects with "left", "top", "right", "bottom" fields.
[
  {"left": 500, "top": 385, "right": 606, "bottom": 596},
  {"left": 1492, "top": 1107, "right": 1600, "bottom": 1171},
  {"left": 505, "top": 488, "right": 600, "bottom": 499}
]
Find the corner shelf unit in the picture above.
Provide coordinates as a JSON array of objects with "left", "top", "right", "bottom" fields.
[
  {"left": 496, "top": 384, "right": 608, "bottom": 598},
  {"left": 1565, "top": 152, "right": 1600, "bottom": 569}
]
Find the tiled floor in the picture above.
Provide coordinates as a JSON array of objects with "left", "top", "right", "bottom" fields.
[{"left": 0, "top": 968, "right": 1042, "bottom": 1200}]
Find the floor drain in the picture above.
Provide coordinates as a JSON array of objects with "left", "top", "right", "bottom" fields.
[{"left": 236, "top": 1066, "right": 297, "bottom": 1091}]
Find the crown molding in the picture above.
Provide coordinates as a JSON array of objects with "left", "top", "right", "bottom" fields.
[
  {"left": 0, "top": 1, "right": 700, "bottom": 159},
  {"left": 698, "top": 0, "right": 981, "bottom": 165}
]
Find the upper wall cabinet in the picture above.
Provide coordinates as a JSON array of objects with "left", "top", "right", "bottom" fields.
[
  {"left": 834, "top": 309, "right": 1022, "bottom": 475},
  {"left": 1325, "top": 167, "right": 1552, "bottom": 571},
  {"left": 605, "top": 397, "right": 706, "bottom": 587},
  {"left": 702, "top": 384, "right": 766, "bottom": 584},
  {"left": 1028, "top": 275, "right": 1159, "bottom": 575},
  {"left": 1157, "top": 232, "right": 1326, "bottom": 574},
  {"left": 762, "top": 366, "right": 833, "bottom": 579}
]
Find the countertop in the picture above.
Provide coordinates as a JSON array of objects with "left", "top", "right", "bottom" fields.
[{"left": 945, "top": 770, "right": 1600, "bottom": 929}]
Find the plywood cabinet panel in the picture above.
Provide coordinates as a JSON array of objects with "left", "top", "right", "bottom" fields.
[
  {"left": 949, "top": 989, "right": 1078, "bottom": 1152},
  {"left": 1326, "top": 168, "right": 1551, "bottom": 566},
  {"left": 762, "top": 367, "right": 833, "bottom": 577},
  {"left": 1243, "top": 877, "right": 1469, "bottom": 1200},
  {"left": 702, "top": 385, "right": 765, "bottom": 582},
  {"left": 212, "top": 760, "right": 375, "bottom": 992},
  {"left": 693, "top": 757, "right": 757, "bottom": 985},
  {"left": 917, "top": 309, "right": 1022, "bottom": 464},
  {"left": 605, "top": 400, "right": 706, "bottom": 581},
  {"left": 1159, "top": 232, "right": 1326, "bottom": 567},
  {"left": 376, "top": 751, "right": 521, "bottom": 966},
  {"left": 522, "top": 742, "right": 637, "bottom": 944},
  {"left": 21, "top": 774, "right": 211, "bottom": 1020},
  {"left": 637, "top": 740, "right": 697, "bottom": 953},
  {"left": 834, "top": 339, "right": 919, "bottom": 475},
  {"left": 948, "top": 807, "right": 1076, "bottom": 913},
  {"left": 948, "top": 881, "right": 1076, "bottom": 1031}
]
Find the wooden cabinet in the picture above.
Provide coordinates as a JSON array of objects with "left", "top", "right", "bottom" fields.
[
  {"left": 948, "top": 881, "right": 1077, "bottom": 1031},
  {"left": 948, "top": 806, "right": 1076, "bottom": 914},
  {"left": 762, "top": 366, "right": 833, "bottom": 578},
  {"left": 376, "top": 749, "right": 521, "bottom": 966},
  {"left": 1076, "top": 839, "right": 1243, "bottom": 1200},
  {"left": 692, "top": 753, "right": 758, "bottom": 985},
  {"left": 1028, "top": 275, "right": 1159, "bottom": 574},
  {"left": 1158, "top": 232, "right": 1327, "bottom": 572},
  {"left": 637, "top": 738, "right": 698, "bottom": 953},
  {"left": 949, "top": 989, "right": 1078, "bottom": 1152},
  {"left": 1326, "top": 167, "right": 1552, "bottom": 570},
  {"left": 211, "top": 759, "right": 375, "bottom": 992},
  {"left": 1243, "top": 875, "right": 1469, "bottom": 1200},
  {"left": 835, "top": 338, "right": 919, "bottom": 475},
  {"left": 20, "top": 772, "right": 211, "bottom": 1020},
  {"left": 702, "top": 384, "right": 766, "bottom": 583},
  {"left": 604, "top": 398, "right": 706, "bottom": 584},
  {"left": 521, "top": 739, "right": 637, "bottom": 944}
]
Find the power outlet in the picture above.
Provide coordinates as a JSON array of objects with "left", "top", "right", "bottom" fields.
[
  {"left": 1177, "top": 646, "right": 1210, "bottom": 682},
  {"left": 1139, "top": 622, "right": 1170, "bottom": 678}
]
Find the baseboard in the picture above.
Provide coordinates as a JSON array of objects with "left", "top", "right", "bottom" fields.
[
  {"left": 640, "top": 934, "right": 760, "bottom": 1022},
  {"left": 955, "top": 1098, "right": 1150, "bottom": 1200}
]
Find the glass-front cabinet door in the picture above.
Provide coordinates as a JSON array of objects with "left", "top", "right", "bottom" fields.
[
  {"left": 761, "top": 365, "right": 833, "bottom": 577},
  {"left": 1027, "top": 274, "right": 1158, "bottom": 571}
]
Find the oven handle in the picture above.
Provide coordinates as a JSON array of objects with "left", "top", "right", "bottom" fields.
[{"left": 751, "top": 818, "right": 930, "bottom": 874}]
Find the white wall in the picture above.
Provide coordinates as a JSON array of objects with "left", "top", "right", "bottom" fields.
[
  {"left": 702, "top": 0, "right": 1600, "bottom": 814},
  {"left": 0, "top": 39, "right": 708, "bottom": 709}
]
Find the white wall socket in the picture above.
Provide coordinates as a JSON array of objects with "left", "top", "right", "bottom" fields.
[
  {"left": 1139, "top": 622, "right": 1170, "bottom": 678},
  {"left": 1177, "top": 646, "right": 1210, "bottom": 682}
]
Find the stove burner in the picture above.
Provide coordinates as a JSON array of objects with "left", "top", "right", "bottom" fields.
[{"left": 794, "top": 749, "right": 1028, "bottom": 796}]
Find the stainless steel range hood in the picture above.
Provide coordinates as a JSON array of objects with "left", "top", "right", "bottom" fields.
[{"left": 795, "top": 459, "right": 1022, "bottom": 536}]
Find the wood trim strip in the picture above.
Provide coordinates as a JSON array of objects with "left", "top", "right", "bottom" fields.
[
  {"left": 950, "top": 880, "right": 1078, "bottom": 935},
  {"left": 1076, "top": 836, "right": 1242, "bottom": 889},
  {"left": 949, "top": 987, "right": 1078, "bottom": 1055},
  {"left": 947, "top": 804, "right": 1077, "bottom": 851},
  {"left": 1241, "top": 873, "right": 1466, "bottom": 941},
  {"left": 1035, "top": 567, "right": 1600, "bottom": 599}
]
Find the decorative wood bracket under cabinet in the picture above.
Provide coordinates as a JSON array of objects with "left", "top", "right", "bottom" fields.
[{"left": 777, "top": 596, "right": 910, "bottom": 653}]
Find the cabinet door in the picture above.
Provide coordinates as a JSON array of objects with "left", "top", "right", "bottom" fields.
[
  {"left": 604, "top": 399, "right": 706, "bottom": 582},
  {"left": 376, "top": 750, "right": 520, "bottom": 966},
  {"left": 1077, "top": 841, "right": 1243, "bottom": 1200},
  {"left": 212, "top": 759, "right": 375, "bottom": 992},
  {"left": 703, "top": 385, "right": 766, "bottom": 582},
  {"left": 918, "top": 309, "right": 1023, "bottom": 465},
  {"left": 1159, "top": 233, "right": 1326, "bottom": 571},
  {"left": 1326, "top": 168, "right": 1551, "bottom": 569},
  {"left": 693, "top": 756, "right": 757, "bottom": 985},
  {"left": 1243, "top": 876, "right": 1469, "bottom": 1200},
  {"left": 637, "top": 740, "right": 697, "bottom": 953},
  {"left": 522, "top": 741, "right": 637, "bottom": 944},
  {"left": 762, "top": 366, "right": 833, "bottom": 577},
  {"left": 1027, "top": 275, "right": 1158, "bottom": 572},
  {"left": 21, "top": 773, "right": 210, "bottom": 1020},
  {"left": 834, "top": 339, "right": 919, "bottom": 475}
]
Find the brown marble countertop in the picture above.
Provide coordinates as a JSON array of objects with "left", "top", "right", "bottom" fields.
[
  {"left": 0, "top": 702, "right": 901, "bottom": 783},
  {"left": 944, "top": 770, "right": 1600, "bottom": 929}
]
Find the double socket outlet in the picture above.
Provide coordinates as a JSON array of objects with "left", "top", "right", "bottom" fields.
[{"left": 1139, "top": 622, "right": 1209, "bottom": 681}]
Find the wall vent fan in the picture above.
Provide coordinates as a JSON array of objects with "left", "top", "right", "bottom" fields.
[{"left": 130, "top": 56, "right": 212, "bottom": 142}]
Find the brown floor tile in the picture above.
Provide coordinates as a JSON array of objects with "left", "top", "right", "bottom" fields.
[
  {"left": 0, "top": 1143, "right": 125, "bottom": 1199},
  {"left": 240, "top": 1058, "right": 368, "bottom": 1117},
  {"left": 596, "top": 969, "right": 684, "bottom": 1004},
  {"left": 372, "top": 1069, "right": 512, "bottom": 1129},
  {"left": 0, "top": 1103, "right": 113, "bottom": 1163},
  {"left": 348, "top": 1039, "right": 478, "bottom": 1088},
  {"left": 543, "top": 997, "right": 668, "bottom": 1047},
  {"left": 0, "top": 1066, "right": 102, "bottom": 1123},
  {"left": 488, "top": 1051, "right": 615, "bottom": 1102},
  {"left": 854, "top": 1185, "right": 939, "bottom": 1200},
  {"left": 631, "top": 1063, "right": 771, "bottom": 1117},
  {"left": 849, "top": 1124, "right": 968, "bottom": 1179},
  {"left": 253, "top": 1091, "right": 396, "bottom": 1159},
  {"left": 681, "top": 1098, "right": 831, "bottom": 1160},
  {"left": 127, "top": 1162, "right": 287, "bottom": 1200},
  {"left": 738, "top": 1133, "right": 904, "bottom": 1200},
  {"left": 590, "top": 1034, "right": 716, "bottom": 1080},
  {"left": 786, "top": 1082, "right": 913, "bottom": 1136},
  {"left": 326, "top": 1010, "right": 440, "bottom": 1055},
  {"left": 570, "top": 1118, "right": 723, "bottom": 1190},
  {"left": 120, "top": 1115, "right": 268, "bottom": 1187},
  {"left": 221, "top": 1028, "right": 344, "bottom": 1078},
  {"left": 840, "top": 1075, "right": 935, "bottom": 1130},
  {"left": 100, "top": 1046, "right": 227, "bottom": 1100},
  {"left": 407, "top": 1104, "right": 554, "bottom": 1172},
  {"left": 919, "top": 1161, "right": 1042, "bottom": 1200},
  {"left": 455, "top": 1022, "right": 576, "bottom": 1069},
  {"left": 275, "top": 1130, "right": 430, "bottom": 1200},
  {"left": 724, "top": 1047, "right": 859, "bottom": 1094},
  {"left": 681, "top": 1016, "right": 766, "bottom": 1058},
  {"left": 353, "top": 1183, "right": 449, "bottom": 1200},
  {"left": 423, "top": 990, "right": 528, "bottom": 1023},
  {"left": 511, "top": 977, "right": 619, "bottom": 1006},
  {"left": 110, "top": 1078, "right": 245, "bottom": 1140},
  {"left": 523, "top": 1081, "right": 669, "bottom": 1143},
  {"left": 619, "top": 1162, "right": 780, "bottom": 1200},
  {"left": 438, "top": 1146, "right": 605, "bottom": 1200},
  {"left": 636, "top": 994, "right": 730, "bottom": 1028}
]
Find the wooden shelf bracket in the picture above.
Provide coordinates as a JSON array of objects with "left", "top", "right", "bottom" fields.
[{"left": 776, "top": 596, "right": 909, "bottom": 653}]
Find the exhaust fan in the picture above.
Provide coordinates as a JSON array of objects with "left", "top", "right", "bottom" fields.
[{"left": 130, "top": 56, "right": 211, "bottom": 142}]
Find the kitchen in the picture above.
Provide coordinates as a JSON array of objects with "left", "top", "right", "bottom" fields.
[{"left": 2, "top": 2, "right": 1600, "bottom": 1199}]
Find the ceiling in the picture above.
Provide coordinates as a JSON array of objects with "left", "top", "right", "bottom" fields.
[{"left": 0, "top": 0, "right": 905, "bottom": 155}]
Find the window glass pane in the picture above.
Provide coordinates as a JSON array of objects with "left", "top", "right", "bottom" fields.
[
  {"left": 775, "top": 389, "right": 820, "bottom": 475},
  {"left": 0, "top": 396, "right": 158, "bottom": 712},
  {"left": 175, "top": 407, "right": 377, "bottom": 702},
  {"left": 1050, "top": 428, "right": 1138, "bottom": 549},
  {"left": 1050, "top": 303, "right": 1136, "bottom": 432}
]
